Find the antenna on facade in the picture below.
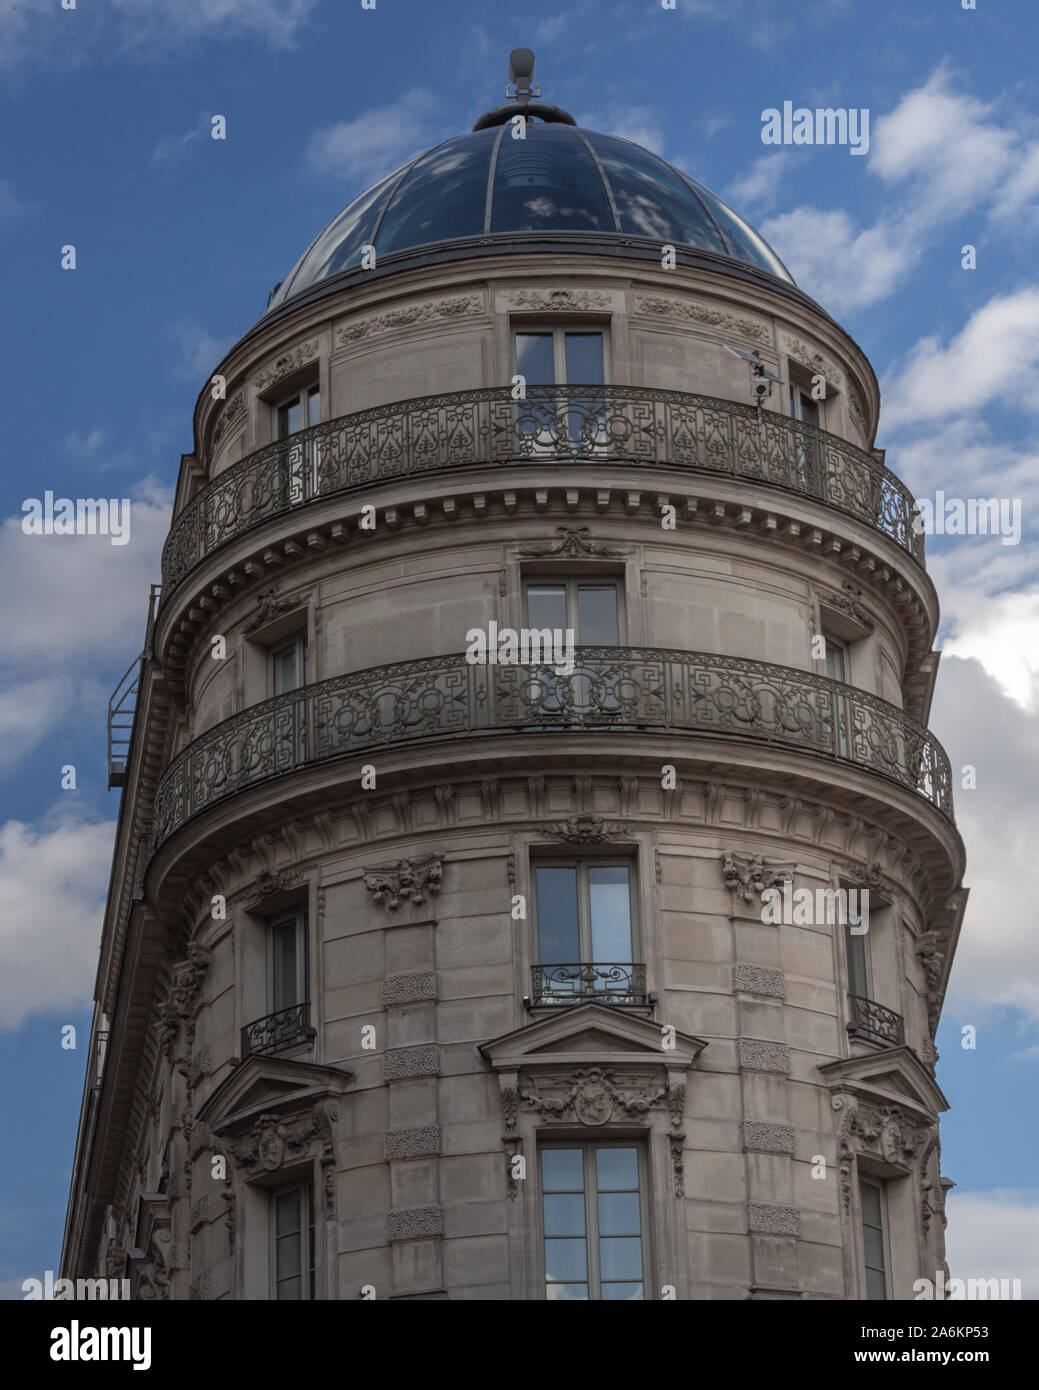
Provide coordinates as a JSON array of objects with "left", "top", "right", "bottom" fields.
[{"left": 724, "top": 344, "right": 784, "bottom": 431}]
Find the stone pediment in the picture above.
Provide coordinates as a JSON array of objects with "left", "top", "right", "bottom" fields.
[
  {"left": 818, "top": 1045, "right": 947, "bottom": 1118},
  {"left": 479, "top": 1002, "right": 707, "bottom": 1071},
  {"left": 197, "top": 1053, "right": 353, "bottom": 1137}
]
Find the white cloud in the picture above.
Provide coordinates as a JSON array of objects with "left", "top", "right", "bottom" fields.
[
  {"left": 63, "top": 428, "right": 106, "bottom": 458},
  {"left": 306, "top": 89, "right": 440, "bottom": 186},
  {"left": 151, "top": 119, "right": 207, "bottom": 164},
  {"left": 0, "top": 676, "right": 86, "bottom": 770},
  {"left": 172, "top": 321, "right": 235, "bottom": 383},
  {"left": 760, "top": 207, "right": 909, "bottom": 312},
  {"left": 0, "top": 806, "right": 115, "bottom": 1030},
  {"left": 0, "top": 0, "right": 317, "bottom": 71},
  {"left": 724, "top": 153, "right": 792, "bottom": 213},
  {"left": 881, "top": 288, "right": 1039, "bottom": 429},
  {"left": 944, "top": 1190, "right": 1039, "bottom": 1296},
  {"left": 580, "top": 105, "right": 666, "bottom": 154}
]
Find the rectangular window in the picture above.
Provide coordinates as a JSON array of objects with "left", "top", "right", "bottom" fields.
[
  {"left": 512, "top": 326, "right": 607, "bottom": 458},
  {"left": 859, "top": 1177, "right": 891, "bottom": 1300},
  {"left": 514, "top": 328, "right": 605, "bottom": 386},
  {"left": 790, "top": 381, "right": 824, "bottom": 495},
  {"left": 275, "top": 385, "right": 321, "bottom": 441},
  {"left": 271, "top": 1179, "right": 315, "bottom": 1300},
  {"left": 275, "top": 384, "right": 321, "bottom": 505},
  {"left": 541, "top": 1144, "right": 648, "bottom": 1300},
  {"left": 524, "top": 577, "right": 621, "bottom": 646},
  {"left": 823, "top": 634, "right": 847, "bottom": 682},
  {"left": 533, "top": 859, "right": 639, "bottom": 1004},
  {"left": 268, "top": 909, "right": 308, "bottom": 1015},
  {"left": 845, "top": 916, "right": 873, "bottom": 1000},
  {"left": 269, "top": 631, "right": 308, "bottom": 696}
]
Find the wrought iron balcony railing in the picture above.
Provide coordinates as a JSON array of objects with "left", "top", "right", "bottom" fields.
[
  {"left": 161, "top": 385, "right": 922, "bottom": 597},
  {"left": 531, "top": 962, "right": 648, "bottom": 1007},
  {"left": 151, "top": 648, "right": 953, "bottom": 851},
  {"left": 847, "top": 993, "right": 905, "bottom": 1047},
  {"left": 241, "top": 1003, "right": 315, "bottom": 1057}
]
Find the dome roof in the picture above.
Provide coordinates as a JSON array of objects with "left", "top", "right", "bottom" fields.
[{"left": 267, "top": 123, "right": 793, "bottom": 312}]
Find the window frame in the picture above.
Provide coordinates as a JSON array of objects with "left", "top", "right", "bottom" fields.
[
  {"left": 269, "top": 1177, "right": 316, "bottom": 1301},
  {"left": 266, "top": 907, "right": 309, "bottom": 1016},
  {"left": 268, "top": 629, "right": 308, "bottom": 698},
  {"left": 859, "top": 1175, "right": 892, "bottom": 1301},
  {"left": 522, "top": 575, "right": 625, "bottom": 646},
  {"left": 539, "top": 1140, "right": 651, "bottom": 1301},
  {"left": 273, "top": 382, "right": 321, "bottom": 442},
  {"left": 532, "top": 855, "right": 639, "bottom": 967},
  {"left": 511, "top": 324, "right": 610, "bottom": 386}
]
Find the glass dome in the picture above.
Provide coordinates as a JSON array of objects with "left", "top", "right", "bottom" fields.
[{"left": 268, "top": 124, "right": 793, "bottom": 311}]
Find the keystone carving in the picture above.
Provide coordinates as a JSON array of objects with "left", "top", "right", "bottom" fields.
[
  {"left": 544, "top": 813, "right": 630, "bottom": 845},
  {"left": 510, "top": 288, "right": 611, "bottom": 312},
  {"left": 516, "top": 526, "right": 630, "bottom": 558},
  {"left": 818, "top": 581, "right": 874, "bottom": 632}
]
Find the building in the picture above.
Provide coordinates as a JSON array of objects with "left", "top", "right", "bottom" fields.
[{"left": 62, "top": 51, "right": 967, "bottom": 1301}]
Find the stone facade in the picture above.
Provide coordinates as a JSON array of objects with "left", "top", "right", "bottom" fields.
[{"left": 61, "top": 108, "right": 966, "bottom": 1303}]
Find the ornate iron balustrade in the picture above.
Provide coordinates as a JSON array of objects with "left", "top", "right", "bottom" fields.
[
  {"left": 161, "top": 385, "right": 921, "bottom": 597},
  {"left": 151, "top": 648, "right": 953, "bottom": 851},
  {"left": 847, "top": 993, "right": 905, "bottom": 1047},
  {"left": 531, "top": 962, "right": 648, "bottom": 1006},
  {"left": 241, "top": 1003, "right": 314, "bottom": 1057}
]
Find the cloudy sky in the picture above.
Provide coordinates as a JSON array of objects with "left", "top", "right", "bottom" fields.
[{"left": 1, "top": 0, "right": 1037, "bottom": 1298}]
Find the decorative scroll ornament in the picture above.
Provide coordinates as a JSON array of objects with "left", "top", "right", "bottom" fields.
[
  {"left": 781, "top": 333, "right": 845, "bottom": 390},
  {"left": 254, "top": 339, "right": 319, "bottom": 391},
  {"left": 226, "top": 1102, "right": 338, "bottom": 1177},
  {"left": 243, "top": 588, "right": 307, "bottom": 636},
  {"left": 240, "top": 869, "right": 304, "bottom": 911},
  {"left": 722, "top": 852, "right": 795, "bottom": 905},
  {"left": 521, "top": 1068, "right": 668, "bottom": 1126},
  {"left": 211, "top": 393, "right": 245, "bottom": 447},
  {"left": 157, "top": 942, "right": 211, "bottom": 1057},
  {"left": 510, "top": 288, "right": 611, "bottom": 312},
  {"left": 336, "top": 295, "right": 482, "bottom": 345},
  {"left": 364, "top": 853, "right": 442, "bottom": 910},
  {"left": 818, "top": 581, "right": 875, "bottom": 632},
  {"left": 517, "top": 526, "right": 630, "bottom": 558},
  {"left": 837, "top": 858, "right": 886, "bottom": 894},
  {"left": 634, "top": 293, "right": 770, "bottom": 345},
  {"left": 544, "top": 813, "right": 631, "bottom": 845}
]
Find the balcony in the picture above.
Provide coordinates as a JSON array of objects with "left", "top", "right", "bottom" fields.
[
  {"left": 531, "top": 962, "right": 648, "bottom": 1007},
  {"left": 847, "top": 993, "right": 905, "bottom": 1047},
  {"left": 161, "top": 385, "right": 922, "bottom": 598},
  {"left": 241, "top": 1003, "right": 315, "bottom": 1057},
  {"left": 151, "top": 647, "right": 954, "bottom": 851}
]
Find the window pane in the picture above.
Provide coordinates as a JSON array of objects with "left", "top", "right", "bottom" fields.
[
  {"left": 596, "top": 1146, "right": 639, "bottom": 1191},
  {"left": 307, "top": 387, "right": 320, "bottom": 427},
  {"left": 865, "top": 1267, "right": 888, "bottom": 1300},
  {"left": 860, "top": 1182, "right": 882, "bottom": 1225},
  {"left": 376, "top": 136, "right": 495, "bottom": 254},
  {"left": 544, "top": 1238, "right": 588, "bottom": 1282},
  {"left": 600, "top": 1236, "right": 643, "bottom": 1282},
  {"left": 542, "top": 1147, "right": 584, "bottom": 1191},
  {"left": 544, "top": 1194, "right": 586, "bottom": 1237},
  {"left": 546, "top": 1283, "right": 588, "bottom": 1300},
  {"left": 535, "top": 866, "right": 580, "bottom": 962},
  {"left": 577, "top": 586, "right": 618, "bottom": 645},
  {"left": 275, "top": 1188, "right": 301, "bottom": 1237},
  {"left": 588, "top": 866, "right": 632, "bottom": 962},
  {"left": 271, "top": 919, "right": 299, "bottom": 1011},
  {"left": 276, "top": 1274, "right": 302, "bottom": 1300},
  {"left": 591, "top": 133, "right": 729, "bottom": 250},
  {"left": 824, "top": 638, "right": 846, "bottom": 681},
  {"left": 597, "top": 1192, "right": 641, "bottom": 1236},
  {"left": 516, "top": 333, "right": 556, "bottom": 386},
  {"left": 275, "top": 1232, "right": 302, "bottom": 1278},
  {"left": 564, "top": 332, "right": 604, "bottom": 385},
  {"left": 526, "top": 584, "right": 568, "bottom": 631},
  {"left": 493, "top": 126, "right": 613, "bottom": 234},
  {"left": 863, "top": 1225, "right": 886, "bottom": 1270},
  {"left": 846, "top": 925, "right": 870, "bottom": 998},
  {"left": 602, "top": 1281, "right": 644, "bottom": 1301},
  {"left": 686, "top": 176, "right": 793, "bottom": 281}
]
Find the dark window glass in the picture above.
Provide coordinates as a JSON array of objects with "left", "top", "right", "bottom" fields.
[
  {"left": 306, "top": 386, "right": 320, "bottom": 427},
  {"left": 684, "top": 176, "right": 793, "bottom": 281},
  {"left": 845, "top": 920, "right": 871, "bottom": 998},
  {"left": 526, "top": 583, "right": 568, "bottom": 631},
  {"left": 516, "top": 333, "right": 556, "bottom": 386},
  {"left": 492, "top": 126, "right": 611, "bottom": 233},
  {"left": 590, "top": 133, "right": 729, "bottom": 251},
  {"left": 375, "top": 134, "right": 495, "bottom": 253},
  {"left": 564, "top": 331, "right": 605, "bottom": 385},
  {"left": 542, "top": 1145, "right": 645, "bottom": 1301},
  {"left": 588, "top": 866, "right": 632, "bottom": 962},
  {"left": 576, "top": 586, "right": 618, "bottom": 644},
  {"left": 860, "top": 1179, "right": 889, "bottom": 1300},
  {"left": 535, "top": 866, "right": 580, "bottom": 962}
]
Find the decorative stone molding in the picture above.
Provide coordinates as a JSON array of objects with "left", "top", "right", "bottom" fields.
[
  {"left": 818, "top": 581, "right": 874, "bottom": 632},
  {"left": 634, "top": 292, "right": 770, "bottom": 345},
  {"left": 516, "top": 526, "right": 631, "bottom": 558},
  {"left": 742, "top": 1121, "right": 795, "bottom": 1154},
  {"left": 915, "top": 931, "right": 944, "bottom": 1045},
  {"left": 242, "top": 587, "right": 312, "bottom": 636},
  {"left": 384, "top": 1125, "right": 442, "bottom": 1160},
  {"left": 836, "top": 858, "right": 886, "bottom": 895},
  {"left": 211, "top": 393, "right": 245, "bottom": 447},
  {"left": 387, "top": 1206, "right": 444, "bottom": 1242},
  {"left": 364, "top": 854, "right": 442, "bottom": 910},
  {"left": 780, "top": 333, "right": 845, "bottom": 390},
  {"left": 240, "top": 869, "right": 304, "bottom": 911},
  {"left": 254, "top": 339, "right": 319, "bottom": 391},
  {"left": 521, "top": 1067, "right": 668, "bottom": 1127},
  {"left": 226, "top": 1102, "right": 338, "bottom": 1177},
  {"left": 738, "top": 1040, "right": 790, "bottom": 1074},
  {"left": 157, "top": 942, "right": 211, "bottom": 1057},
  {"left": 723, "top": 851, "right": 795, "bottom": 907},
  {"left": 383, "top": 1045, "right": 440, "bottom": 1082},
  {"left": 732, "top": 964, "right": 786, "bottom": 997},
  {"left": 543, "top": 813, "right": 631, "bottom": 845},
  {"left": 381, "top": 972, "right": 439, "bottom": 1007},
  {"left": 831, "top": 1090, "right": 939, "bottom": 1222},
  {"left": 189, "top": 1273, "right": 212, "bottom": 1301},
  {"left": 748, "top": 1203, "right": 801, "bottom": 1236},
  {"left": 335, "top": 295, "right": 481, "bottom": 346},
  {"left": 509, "top": 288, "right": 612, "bottom": 312}
]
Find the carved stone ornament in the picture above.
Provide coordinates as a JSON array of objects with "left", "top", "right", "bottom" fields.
[
  {"left": 241, "top": 868, "right": 304, "bottom": 911},
  {"left": 780, "top": 333, "right": 845, "bottom": 390},
  {"left": 226, "top": 1102, "right": 338, "bottom": 1179},
  {"left": 521, "top": 1068, "right": 668, "bottom": 1127},
  {"left": 544, "top": 813, "right": 631, "bottom": 845},
  {"left": 723, "top": 852, "right": 794, "bottom": 906},
  {"left": 243, "top": 588, "right": 307, "bottom": 636},
  {"left": 157, "top": 941, "right": 211, "bottom": 1058},
  {"left": 831, "top": 1092, "right": 937, "bottom": 1223},
  {"left": 634, "top": 292, "right": 770, "bottom": 345},
  {"left": 510, "top": 288, "right": 611, "bottom": 312},
  {"left": 211, "top": 392, "right": 245, "bottom": 447},
  {"left": 254, "top": 339, "right": 319, "bottom": 391},
  {"left": 135, "top": 1227, "right": 174, "bottom": 1302},
  {"left": 336, "top": 295, "right": 481, "bottom": 345},
  {"left": 516, "top": 526, "right": 630, "bottom": 558},
  {"left": 818, "top": 581, "right": 875, "bottom": 632},
  {"left": 364, "top": 853, "right": 442, "bottom": 910}
]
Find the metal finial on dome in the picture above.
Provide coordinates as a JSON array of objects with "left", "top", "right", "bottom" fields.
[{"left": 472, "top": 48, "right": 577, "bottom": 131}]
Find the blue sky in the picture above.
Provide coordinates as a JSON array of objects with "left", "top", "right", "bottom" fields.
[{"left": 2, "top": 0, "right": 1038, "bottom": 1296}]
